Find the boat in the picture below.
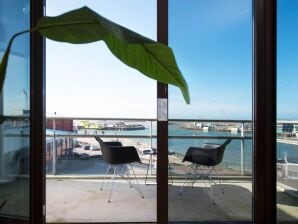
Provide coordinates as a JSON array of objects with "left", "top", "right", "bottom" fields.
[{"left": 102, "top": 122, "right": 146, "bottom": 131}]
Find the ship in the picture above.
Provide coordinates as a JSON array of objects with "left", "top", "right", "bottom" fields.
[{"left": 102, "top": 122, "right": 146, "bottom": 131}]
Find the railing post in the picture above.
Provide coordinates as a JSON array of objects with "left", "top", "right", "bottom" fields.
[
  {"left": 240, "top": 122, "right": 245, "bottom": 175},
  {"left": 52, "top": 117, "right": 56, "bottom": 175},
  {"left": 150, "top": 120, "right": 153, "bottom": 148}
]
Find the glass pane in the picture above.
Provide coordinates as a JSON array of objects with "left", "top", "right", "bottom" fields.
[
  {"left": 45, "top": 0, "right": 157, "bottom": 223},
  {"left": 0, "top": 0, "right": 30, "bottom": 219},
  {"left": 277, "top": 0, "right": 298, "bottom": 222},
  {"left": 168, "top": 0, "right": 253, "bottom": 222}
]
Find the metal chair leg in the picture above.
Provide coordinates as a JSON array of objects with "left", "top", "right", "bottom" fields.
[
  {"left": 130, "top": 164, "right": 144, "bottom": 198},
  {"left": 168, "top": 163, "right": 174, "bottom": 185},
  {"left": 179, "top": 164, "right": 193, "bottom": 195},
  {"left": 191, "top": 164, "right": 199, "bottom": 187},
  {"left": 145, "top": 155, "right": 151, "bottom": 185},
  {"left": 213, "top": 167, "right": 224, "bottom": 194},
  {"left": 100, "top": 164, "right": 110, "bottom": 191},
  {"left": 199, "top": 166, "right": 215, "bottom": 204},
  {"left": 108, "top": 165, "right": 117, "bottom": 203},
  {"left": 208, "top": 174, "right": 215, "bottom": 204},
  {"left": 119, "top": 165, "right": 133, "bottom": 188}
]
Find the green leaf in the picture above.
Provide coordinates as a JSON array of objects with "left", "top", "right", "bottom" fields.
[
  {"left": 0, "top": 39, "right": 13, "bottom": 94},
  {"left": 0, "top": 31, "right": 30, "bottom": 124},
  {"left": 0, "top": 30, "right": 29, "bottom": 96},
  {"left": 0, "top": 6, "right": 190, "bottom": 104},
  {"left": 37, "top": 7, "right": 190, "bottom": 103}
]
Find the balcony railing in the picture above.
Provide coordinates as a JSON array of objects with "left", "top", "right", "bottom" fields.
[
  {"left": 2, "top": 116, "right": 298, "bottom": 178},
  {"left": 45, "top": 117, "right": 253, "bottom": 176}
]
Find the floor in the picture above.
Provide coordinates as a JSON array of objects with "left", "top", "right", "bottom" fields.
[
  {"left": 46, "top": 178, "right": 256, "bottom": 223},
  {"left": 0, "top": 177, "right": 297, "bottom": 223}
]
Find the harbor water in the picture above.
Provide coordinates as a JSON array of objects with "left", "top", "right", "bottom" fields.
[{"left": 78, "top": 123, "right": 298, "bottom": 174}]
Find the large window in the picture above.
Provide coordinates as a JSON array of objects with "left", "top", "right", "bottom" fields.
[
  {"left": 277, "top": 0, "right": 298, "bottom": 222},
  {"left": 45, "top": 1, "right": 157, "bottom": 223},
  {"left": 168, "top": 0, "right": 253, "bottom": 222},
  {"left": 0, "top": 0, "right": 30, "bottom": 219},
  {"left": 1, "top": 1, "right": 293, "bottom": 223}
]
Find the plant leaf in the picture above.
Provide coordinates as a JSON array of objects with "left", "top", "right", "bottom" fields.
[
  {"left": 0, "top": 39, "right": 13, "bottom": 95},
  {"left": 37, "top": 7, "right": 190, "bottom": 103},
  {"left": 0, "top": 31, "right": 30, "bottom": 124}
]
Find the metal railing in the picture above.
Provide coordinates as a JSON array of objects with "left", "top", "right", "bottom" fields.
[
  {"left": 46, "top": 117, "right": 253, "bottom": 175},
  {"left": 2, "top": 116, "right": 298, "bottom": 177}
]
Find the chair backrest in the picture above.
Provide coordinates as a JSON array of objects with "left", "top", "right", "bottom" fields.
[
  {"left": 95, "top": 136, "right": 140, "bottom": 165},
  {"left": 211, "top": 138, "right": 232, "bottom": 166},
  {"left": 94, "top": 136, "right": 114, "bottom": 164}
]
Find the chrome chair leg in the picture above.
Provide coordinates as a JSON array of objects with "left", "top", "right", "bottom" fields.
[
  {"left": 119, "top": 164, "right": 133, "bottom": 188},
  {"left": 168, "top": 163, "right": 174, "bottom": 185},
  {"left": 191, "top": 164, "right": 199, "bottom": 187},
  {"left": 179, "top": 164, "right": 193, "bottom": 195},
  {"left": 129, "top": 164, "right": 144, "bottom": 198},
  {"left": 100, "top": 164, "right": 110, "bottom": 191},
  {"left": 213, "top": 167, "right": 224, "bottom": 194},
  {"left": 207, "top": 174, "right": 215, "bottom": 204},
  {"left": 108, "top": 165, "right": 117, "bottom": 203},
  {"left": 199, "top": 166, "right": 216, "bottom": 204},
  {"left": 145, "top": 155, "right": 152, "bottom": 185}
]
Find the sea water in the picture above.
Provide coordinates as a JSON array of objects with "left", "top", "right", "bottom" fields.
[{"left": 89, "top": 123, "right": 298, "bottom": 173}]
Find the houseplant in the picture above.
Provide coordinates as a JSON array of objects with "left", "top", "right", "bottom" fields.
[{"left": 0, "top": 6, "right": 189, "bottom": 104}]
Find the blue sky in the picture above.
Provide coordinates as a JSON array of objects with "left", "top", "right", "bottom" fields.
[
  {"left": 44, "top": 0, "right": 298, "bottom": 120},
  {"left": 0, "top": 1, "right": 30, "bottom": 115},
  {"left": 168, "top": 0, "right": 252, "bottom": 119},
  {"left": 46, "top": 0, "right": 157, "bottom": 118},
  {"left": 277, "top": 0, "right": 298, "bottom": 119}
]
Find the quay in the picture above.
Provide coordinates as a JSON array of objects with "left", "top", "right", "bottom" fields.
[{"left": 277, "top": 138, "right": 298, "bottom": 146}]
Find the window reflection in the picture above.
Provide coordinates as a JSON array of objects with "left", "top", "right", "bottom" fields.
[{"left": 0, "top": 0, "right": 30, "bottom": 219}]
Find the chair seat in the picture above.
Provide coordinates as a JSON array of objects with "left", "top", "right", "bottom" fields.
[
  {"left": 95, "top": 136, "right": 141, "bottom": 165},
  {"left": 94, "top": 136, "right": 144, "bottom": 202},
  {"left": 179, "top": 138, "right": 232, "bottom": 204}
]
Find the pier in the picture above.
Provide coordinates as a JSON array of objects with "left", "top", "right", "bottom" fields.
[{"left": 277, "top": 138, "right": 298, "bottom": 145}]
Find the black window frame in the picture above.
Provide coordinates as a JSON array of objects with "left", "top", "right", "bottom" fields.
[{"left": 21, "top": 0, "right": 278, "bottom": 223}]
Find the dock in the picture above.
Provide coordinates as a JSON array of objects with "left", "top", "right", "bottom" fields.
[{"left": 277, "top": 138, "right": 298, "bottom": 146}]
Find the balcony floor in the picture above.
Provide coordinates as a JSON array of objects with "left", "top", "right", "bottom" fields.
[{"left": 46, "top": 178, "right": 257, "bottom": 223}]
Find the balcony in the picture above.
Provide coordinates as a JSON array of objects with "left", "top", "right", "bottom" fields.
[
  {"left": 0, "top": 117, "right": 297, "bottom": 222},
  {"left": 40, "top": 117, "right": 297, "bottom": 222}
]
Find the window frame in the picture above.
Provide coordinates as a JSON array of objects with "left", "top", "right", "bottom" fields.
[{"left": 25, "top": 0, "right": 278, "bottom": 223}]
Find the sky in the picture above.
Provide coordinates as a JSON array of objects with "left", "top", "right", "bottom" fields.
[
  {"left": 44, "top": 0, "right": 298, "bottom": 120},
  {"left": 46, "top": 0, "right": 157, "bottom": 118},
  {"left": 277, "top": 0, "right": 298, "bottom": 119},
  {"left": 168, "top": 0, "right": 252, "bottom": 119}
]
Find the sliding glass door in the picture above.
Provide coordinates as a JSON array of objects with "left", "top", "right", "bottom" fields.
[
  {"left": 168, "top": 0, "right": 253, "bottom": 222},
  {"left": 277, "top": 0, "right": 298, "bottom": 222},
  {"left": 0, "top": 0, "right": 31, "bottom": 221}
]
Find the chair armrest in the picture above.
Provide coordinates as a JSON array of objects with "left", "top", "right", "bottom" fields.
[
  {"left": 183, "top": 147, "right": 216, "bottom": 165},
  {"left": 192, "top": 148, "right": 214, "bottom": 163},
  {"left": 109, "top": 146, "right": 141, "bottom": 164}
]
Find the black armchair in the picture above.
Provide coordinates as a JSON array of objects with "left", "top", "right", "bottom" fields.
[
  {"left": 95, "top": 136, "right": 143, "bottom": 202},
  {"left": 179, "top": 138, "right": 232, "bottom": 204}
]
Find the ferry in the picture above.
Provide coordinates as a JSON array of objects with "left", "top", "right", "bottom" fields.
[{"left": 102, "top": 122, "right": 146, "bottom": 131}]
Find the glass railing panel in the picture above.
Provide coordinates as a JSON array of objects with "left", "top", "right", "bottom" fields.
[{"left": 45, "top": 118, "right": 157, "bottom": 222}]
